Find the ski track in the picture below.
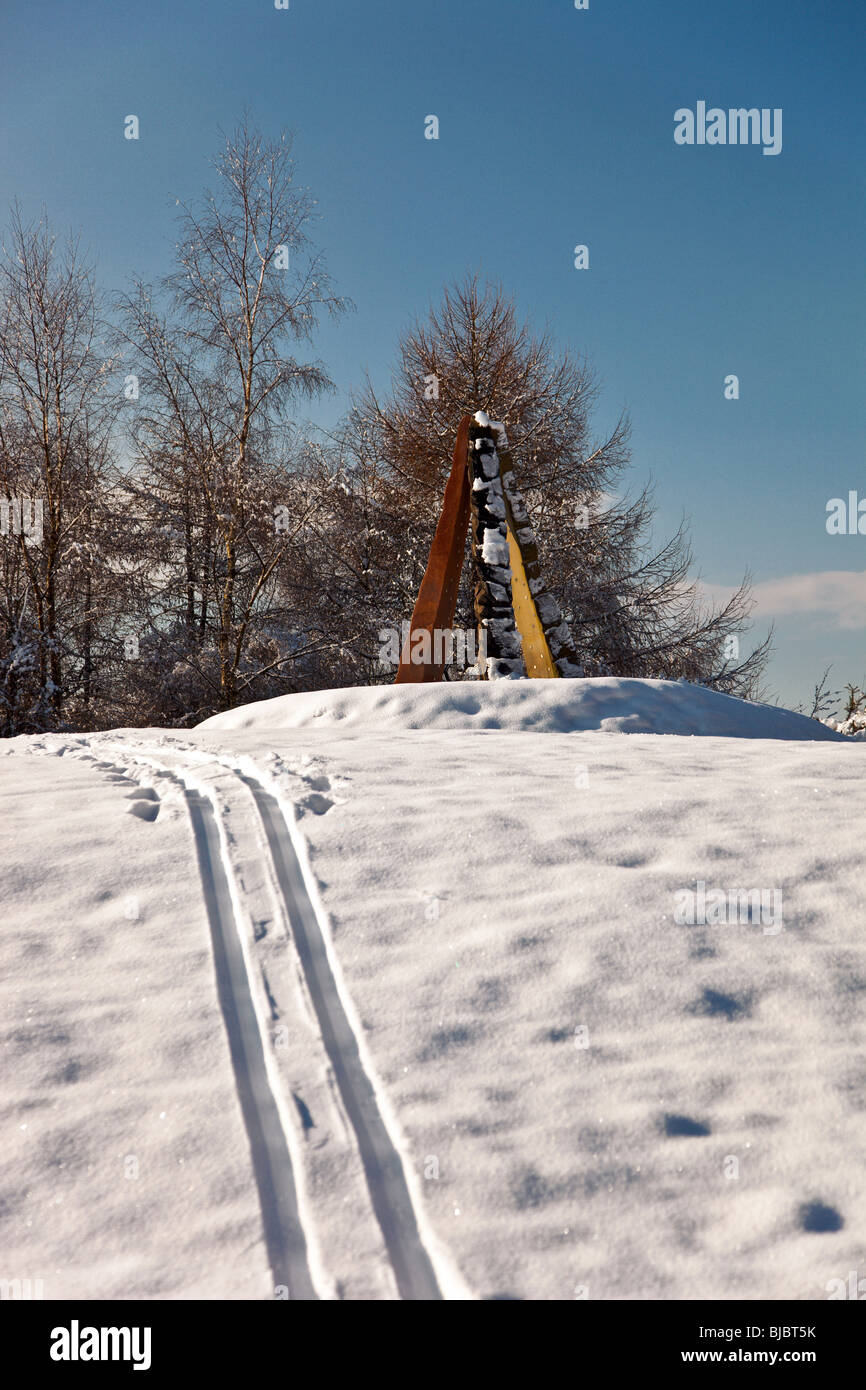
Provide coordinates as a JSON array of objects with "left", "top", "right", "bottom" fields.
[
  {"left": 238, "top": 770, "right": 443, "bottom": 1302},
  {"left": 182, "top": 785, "right": 319, "bottom": 1301},
  {"left": 53, "top": 737, "right": 320, "bottom": 1301},
  {"left": 87, "top": 736, "right": 445, "bottom": 1300}
]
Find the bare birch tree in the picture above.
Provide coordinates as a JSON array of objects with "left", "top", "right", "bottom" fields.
[{"left": 118, "top": 120, "right": 350, "bottom": 715}]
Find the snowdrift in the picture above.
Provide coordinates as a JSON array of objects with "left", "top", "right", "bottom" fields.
[{"left": 198, "top": 677, "right": 846, "bottom": 740}]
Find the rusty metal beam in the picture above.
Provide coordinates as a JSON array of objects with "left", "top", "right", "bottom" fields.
[{"left": 395, "top": 414, "right": 472, "bottom": 683}]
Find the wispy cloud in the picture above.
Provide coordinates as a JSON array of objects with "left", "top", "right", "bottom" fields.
[{"left": 700, "top": 571, "right": 866, "bottom": 631}]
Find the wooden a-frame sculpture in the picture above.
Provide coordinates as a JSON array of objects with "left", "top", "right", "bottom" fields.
[{"left": 395, "top": 412, "right": 583, "bottom": 683}]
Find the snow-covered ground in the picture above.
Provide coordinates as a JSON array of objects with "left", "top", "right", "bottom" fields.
[
  {"left": 197, "top": 675, "right": 847, "bottom": 740},
  {"left": 2, "top": 678, "right": 864, "bottom": 1300}
]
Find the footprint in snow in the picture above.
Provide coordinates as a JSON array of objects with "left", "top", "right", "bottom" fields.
[
  {"left": 798, "top": 1201, "right": 844, "bottom": 1233},
  {"left": 688, "top": 987, "right": 753, "bottom": 1022},
  {"left": 304, "top": 774, "right": 331, "bottom": 792},
  {"left": 662, "top": 1113, "right": 711, "bottom": 1138},
  {"left": 126, "top": 789, "right": 160, "bottom": 822}
]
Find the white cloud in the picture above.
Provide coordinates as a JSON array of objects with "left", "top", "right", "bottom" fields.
[{"left": 700, "top": 571, "right": 866, "bottom": 631}]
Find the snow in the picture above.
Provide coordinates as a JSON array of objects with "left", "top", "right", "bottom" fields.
[
  {"left": 825, "top": 712, "right": 866, "bottom": 740},
  {"left": 0, "top": 751, "right": 269, "bottom": 1299},
  {"left": 480, "top": 528, "right": 510, "bottom": 570},
  {"left": 198, "top": 676, "right": 847, "bottom": 741},
  {"left": 1, "top": 677, "right": 863, "bottom": 1301},
  {"left": 472, "top": 409, "right": 509, "bottom": 451}
]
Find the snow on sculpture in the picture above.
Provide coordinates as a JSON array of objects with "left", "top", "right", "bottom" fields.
[{"left": 395, "top": 412, "right": 582, "bottom": 682}]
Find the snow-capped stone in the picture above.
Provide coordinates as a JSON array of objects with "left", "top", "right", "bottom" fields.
[{"left": 481, "top": 529, "right": 510, "bottom": 568}]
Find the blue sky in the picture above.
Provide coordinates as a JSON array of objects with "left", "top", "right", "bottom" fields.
[{"left": 1, "top": 0, "right": 863, "bottom": 709}]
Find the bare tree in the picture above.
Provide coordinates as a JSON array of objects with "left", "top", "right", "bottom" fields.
[
  {"left": 0, "top": 206, "right": 117, "bottom": 732},
  {"left": 117, "top": 121, "right": 350, "bottom": 714}
]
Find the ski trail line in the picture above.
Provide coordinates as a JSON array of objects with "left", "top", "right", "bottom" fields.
[
  {"left": 184, "top": 787, "right": 318, "bottom": 1301},
  {"left": 240, "top": 773, "right": 443, "bottom": 1301}
]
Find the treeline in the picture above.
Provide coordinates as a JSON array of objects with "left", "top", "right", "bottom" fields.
[{"left": 0, "top": 122, "right": 769, "bottom": 736}]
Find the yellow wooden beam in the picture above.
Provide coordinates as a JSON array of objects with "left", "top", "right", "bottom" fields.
[{"left": 504, "top": 520, "right": 559, "bottom": 678}]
